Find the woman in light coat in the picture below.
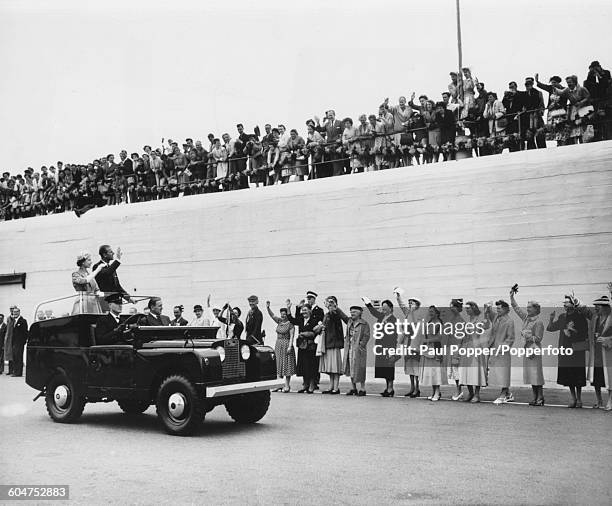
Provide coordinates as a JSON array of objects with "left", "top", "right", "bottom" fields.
[
  {"left": 343, "top": 306, "right": 370, "bottom": 396},
  {"left": 483, "top": 92, "right": 507, "bottom": 135},
  {"left": 510, "top": 290, "right": 545, "bottom": 406},
  {"left": 397, "top": 292, "right": 422, "bottom": 398},
  {"left": 587, "top": 293, "right": 612, "bottom": 410},
  {"left": 419, "top": 306, "right": 446, "bottom": 402}
]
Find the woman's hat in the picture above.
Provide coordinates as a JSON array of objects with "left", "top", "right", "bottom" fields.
[
  {"left": 193, "top": 304, "right": 203, "bottom": 311},
  {"left": 350, "top": 305, "right": 363, "bottom": 312},
  {"left": 593, "top": 295, "right": 611, "bottom": 306}
]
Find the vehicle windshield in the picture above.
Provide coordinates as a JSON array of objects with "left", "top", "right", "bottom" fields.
[{"left": 34, "top": 294, "right": 155, "bottom": 322}]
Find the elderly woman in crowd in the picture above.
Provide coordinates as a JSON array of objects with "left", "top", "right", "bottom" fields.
[
  {"left": 71, "top": 251, "right": 104, "bottom": 314},
  {"left": 420, "top": 305, "right": 446, "bottom": 401},
  {"left": 510, "top": 288, "right": 545, "bottom": 406},
  {"left": 266, "top": 301, "right": 296, "bottom": 393},
  {"left": 547, "top": 294, "right": 589, "bottom": 408},
  {"left": 397, "top": 292, "right": 422, "bottom": 398},
  {"left": 487, "top": 300, "right": 516, "bottom": 405},
  {"left": 364, "top": 297, "right": 398, "bottom": 397},
  {"left": 458, "top": 301, "right": 489, "bottom": 403},
  {"left": 343, "top": 305, "right": 370, "bottom": 396},
  {"left": 317, "top": 296, "right": 347, "bottom": 395},
  {"left": 587, "top": 292, "right": 612, "bottom": 410}
]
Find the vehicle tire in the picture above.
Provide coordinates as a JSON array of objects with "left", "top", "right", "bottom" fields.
[
  {"left": 225, "top": 390, "right": 271, "bottom": 424},
  {"left": 155, "top": 375, "right": 204, "bottom": 436},
  {"left": 45, "top": 373, "right": 86, "bottom": 423},
  {"left": 117, "top": 399, "right": 150, "bottom": 415}
]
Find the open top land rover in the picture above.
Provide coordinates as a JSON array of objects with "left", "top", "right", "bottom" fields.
[{"left": 25, "top": 294, "right": 283, "bottom": 435}]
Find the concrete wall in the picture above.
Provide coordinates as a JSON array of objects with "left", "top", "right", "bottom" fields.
[{"left": 1, "top": 141, "right": 612, "bottom": 384}]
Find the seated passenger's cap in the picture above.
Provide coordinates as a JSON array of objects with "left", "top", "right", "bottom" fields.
[{"left": 105, "top": 293, "right": 124, "bottom": 304}]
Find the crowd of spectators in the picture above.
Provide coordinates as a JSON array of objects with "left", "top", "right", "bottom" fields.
[{"left": 1, "top": 60, "right": 610, "bottom": 221}]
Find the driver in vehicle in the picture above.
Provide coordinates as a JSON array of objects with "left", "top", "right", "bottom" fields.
[{"left": 95, "top": 293, "right": 134, "bottom": 344}]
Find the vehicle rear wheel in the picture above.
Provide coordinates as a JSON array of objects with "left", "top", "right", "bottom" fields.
[
  {"left": 155, "top": 375, "right": 204, "bottom": 436},
  {"left": 45, "top": 373, "right": 85, "bottom": 423},
  {"left": 117, "top": 399, "right": 150, "bottom": 415},
  {"left": 225, "top": 390, "right": 271, "bottom": 424}
]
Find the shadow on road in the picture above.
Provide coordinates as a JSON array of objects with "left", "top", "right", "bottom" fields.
[{"left": 73, "top": 410, "right": 274, "bottom": 437}]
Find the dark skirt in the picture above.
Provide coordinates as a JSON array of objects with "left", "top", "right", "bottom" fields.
[
  {"left": 374, "top": 334, "right": 397, "bottom": 381},
  {"left": 592, "top": 366, "right": 605, "bottom": 388},
  {"left": 557, "top": 350, "right": 586, "bottom": 387},
  {"left": 296, "top": 348, "right": 319, "bottom": 380}
]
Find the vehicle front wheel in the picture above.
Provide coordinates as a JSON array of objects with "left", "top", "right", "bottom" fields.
[
  {"left": 225, "top": 390, "right": 271, "bottom": 424},
  {"left": 45, "top": 373, "right": 86, "bottom": 423},
  {"left": 155, "top": 375, "right": 204, "bottom": 436},
  {"left": 117, "top": 399, "right": 150, "bottom": 415}
]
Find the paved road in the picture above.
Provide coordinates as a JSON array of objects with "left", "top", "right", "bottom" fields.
[{"left": 1, "top": 376, "right": 610, "bottom": 505}]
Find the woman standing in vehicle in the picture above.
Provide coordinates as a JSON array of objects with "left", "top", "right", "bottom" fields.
[{"left": 71, "top": 251, "right": 104, "bottom": 314}]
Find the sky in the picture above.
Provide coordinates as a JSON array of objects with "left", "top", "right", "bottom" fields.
[{"left": 1, "top": 0, "right": 611, "bottom": 170}]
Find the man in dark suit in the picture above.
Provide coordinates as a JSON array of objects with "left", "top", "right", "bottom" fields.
[
  {"left": 245, "top": 295, "right": 263, "bottom": 345},
  {"left": 95, "top": 294, "right": 130, "bottom": 345},
  {"left": 93, "top": 245, "right": 131, "bottom": 307},
  {"left": 315, "top": 110, "right": 345, "bottom": 178},
  {"left": 0, "top": 313, "right": 6, "bottom": 375},
  {"left": 9, "top": 307, "right": 28, "bottom": 377},
  {"left": 141, "top": 297, "right": 171, "bottom": 326},
  {"left": 170, "top": 305, "right": 188, "bottom": 326}
]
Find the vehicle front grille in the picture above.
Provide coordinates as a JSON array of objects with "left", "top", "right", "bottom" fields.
[{"left": 222, "top": 338, "right": 245, "bottom": 379}]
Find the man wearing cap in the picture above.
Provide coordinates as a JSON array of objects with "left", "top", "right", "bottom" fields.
[
  {"left": 141, "top": 297, "right": 171, "bottom": 326},
  {"left": 521, "top": 77, "right": 545, "bottom": 149},
  {"left": 305, "top": 291, "right": 325, "bottom": 324},
  {"left": 245, "top": 295, "right": 263, "bottom": 345},
  {"left": 188, "top": 304, "right": 210, "bottom": 327},
  {"left": 587, "top": 294, "right": 612, "bottom": 410},
  {"left": 487, "top": 299, "right": 515, "bottom": 405},
  {"left": 170, "top": 306, "right": 188, "bottom": 326},
  {"left": 95, "top": 293, "right": 131, "bottom": 345},
  {"left": 343, "top": 305, "right": 370, "bottom": 396},
  {"left": 547, "top": 294, "right": 588, "bottom": 407}
]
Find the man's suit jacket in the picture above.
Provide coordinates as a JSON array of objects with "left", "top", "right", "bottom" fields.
[
  {"left": 95, "top": 313, "right": 125, "bottom": 345},
  {"left": 142, "top": 313, "right": 171, "bottom": 326},
  {"left": 170, "top": 317, "right": 188, "bottom": 327},
  {"left": 0, "top": 322, "right": 6, "bottom": 350},
  {"left": 92, "top": 259, "right": 127, "bottom": 295},
  {"left": 11, "top": 317, "right": 28, "bottom": 347},
  {"left": 317, "top": 119, "right": 343, "bottom": 143}
]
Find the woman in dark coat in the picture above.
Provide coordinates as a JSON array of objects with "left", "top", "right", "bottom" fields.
[
  {"left": 547, "top": 294, "right": 589, "bottom": 407},
  {"left": 293, "top": 304, "right": 319, "bottom": 394},
  {"left": 365, "top": 298, "right": 398, "bottom": 397}
]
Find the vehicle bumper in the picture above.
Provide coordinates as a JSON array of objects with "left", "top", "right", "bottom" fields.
[{"left": 205, "top": 379, "right": 284, "bottom": 398}]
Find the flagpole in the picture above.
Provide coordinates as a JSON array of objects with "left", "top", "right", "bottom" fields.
[{"left": 456, "top": 0, "right": 464, "bottom": 102}]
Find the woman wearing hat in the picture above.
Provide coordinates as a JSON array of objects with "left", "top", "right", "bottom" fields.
[
  {"left": 547, "top": 294, "right": 589, "bottom": 408},
  {"left": 419, "top": 305, "right": 446, "bottom": 401},
  {"left": 343, "top": 305, "right": 370, "bottom": 396},
  {"left": 295, "top": 303, "right": 320, "bottom": 394},
  {"left": 587, "top": 293, "right": 612, "bottom": 410},
  {"left": 459, "top": 301, "right": 489, "bottom": 403},
  {"left": 71, "top": 251, "right": 104, "bottom": 314},
  {"left": 364, "top": 297, "right": 399, "bottom": 397},
  {"left": 510, "top": 290, "right": 545, "bottom": 406},
  {"left": 397, "top": 292, "right": 422, "bottom": 398},
  {"left": 266, "top": 302, "right": 296, "bottom": 393}
]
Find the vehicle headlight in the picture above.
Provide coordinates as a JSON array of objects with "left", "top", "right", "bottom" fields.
[
  {"left": 240, "top": 344, "right": 251, "bottom": 360},
  {"left": 216, "top": 346, "right": 225, "bottom": 362}
]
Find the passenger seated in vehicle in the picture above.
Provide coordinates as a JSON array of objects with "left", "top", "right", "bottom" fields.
[
  {"left": 139, "top": 297, "right": 171, "bottom": 326},
  {"left": 95, "top": 293, "right": 132, "bottom": 345}
]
